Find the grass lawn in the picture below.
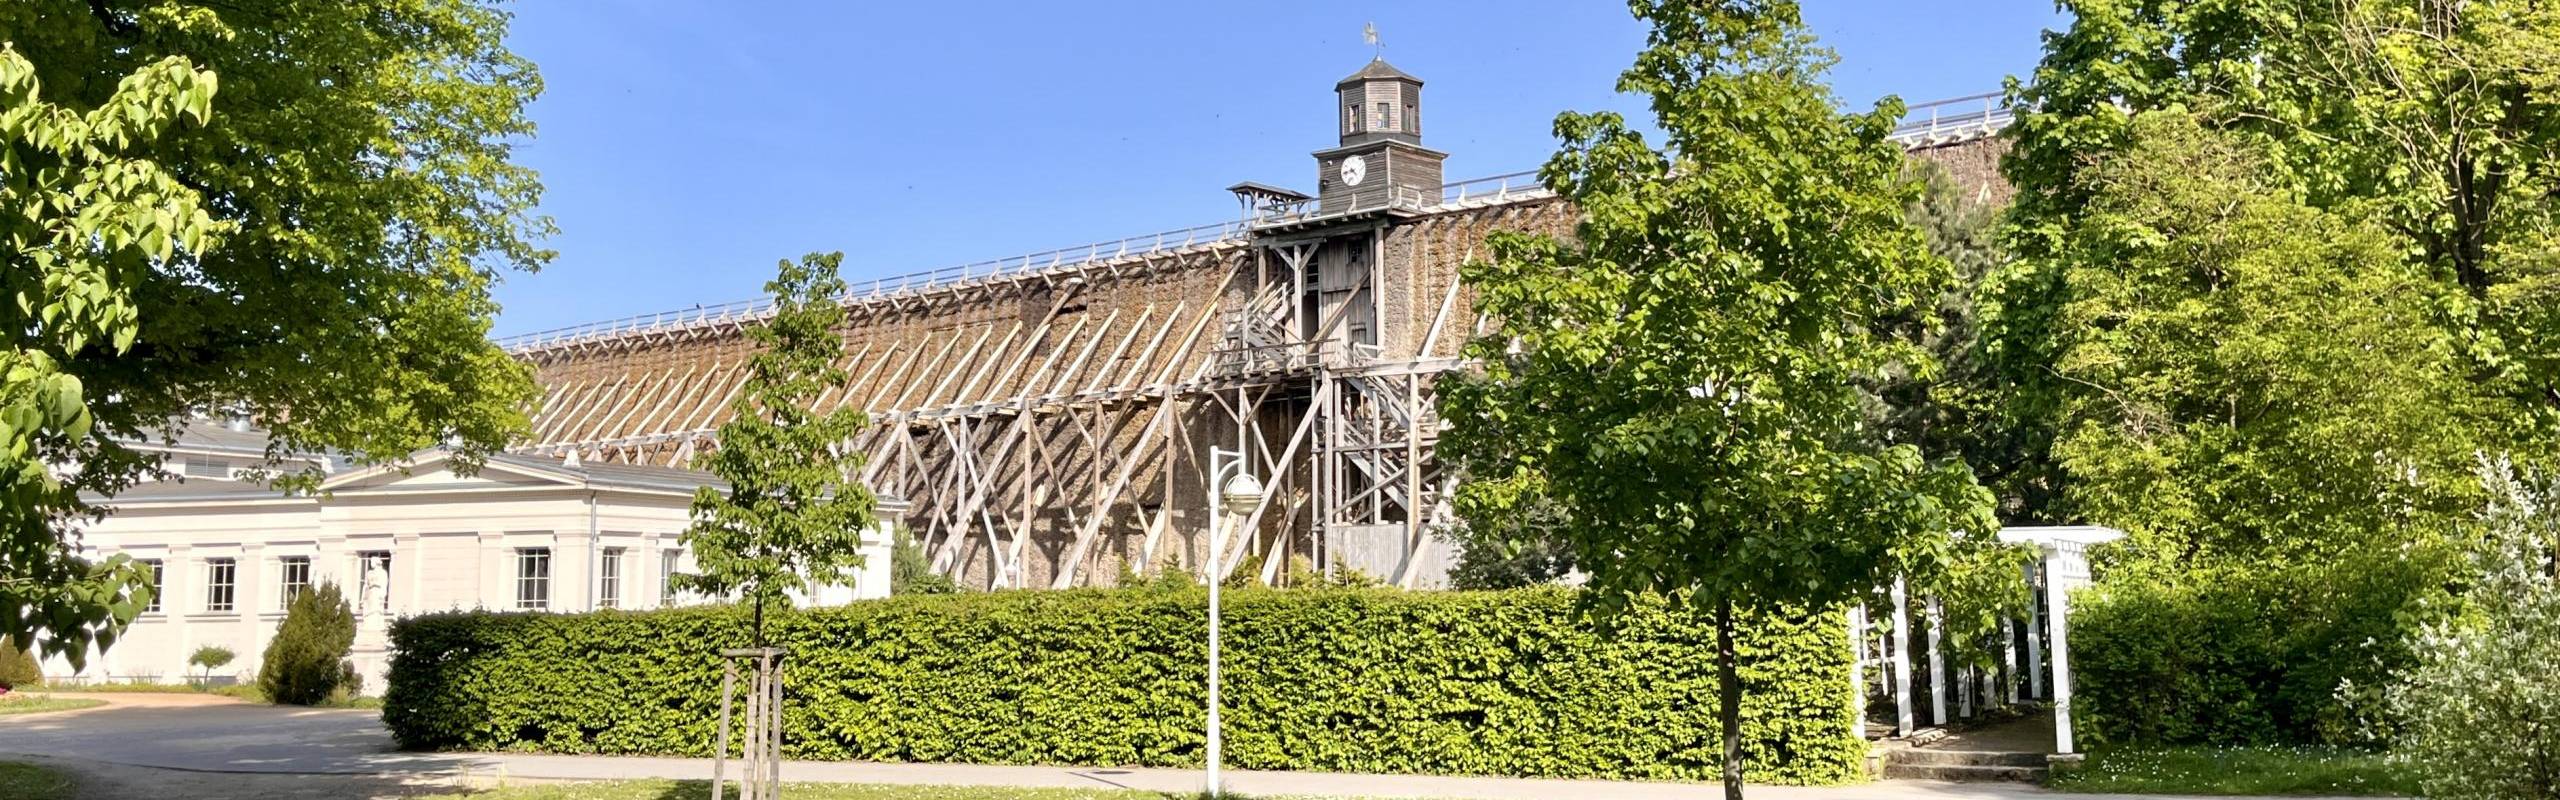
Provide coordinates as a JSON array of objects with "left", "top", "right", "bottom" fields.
[
  {"left": 422, "top": 782, "right": 1209, "bottom": 800},
  {"left": 0, "top": 695, "right": 107, "bottom": 716},
  {"left": 0, "top": 760, "right": 77, "bottom": 800},
  {"left": 25, "top": 681, "right": 382, "bottom": 709},
  {"left": 2049, "top": 745, "right": 2418, "bottom": 796}
]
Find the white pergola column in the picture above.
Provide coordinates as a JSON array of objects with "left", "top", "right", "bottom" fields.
[
  {"left": 2025, "top": 561, "right": 2046, "bottom": 700},
  {"left": 1890, "top": 577, "right": 1914, "bottom": 736},
  {"left": 2046, "top": 547, "right": 2077, "bottom": 754},
  {"left": 2004, "top": 618, "right": 2021, "bottom": 704},
  {"left": 1926, "top": 596, "right": 1947, "bottom": 726}
]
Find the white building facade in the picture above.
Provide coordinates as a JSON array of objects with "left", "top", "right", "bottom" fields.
[{"left": 53, "top": 430, "right": 893, "bottom": 691}]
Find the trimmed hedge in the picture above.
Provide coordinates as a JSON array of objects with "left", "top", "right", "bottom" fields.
[
  {"left": 386, "top": 587, "right": 1860, "bottom": 784},
  {"left": 2070, "top": 546, "right": 2455, "bottom": 747}
]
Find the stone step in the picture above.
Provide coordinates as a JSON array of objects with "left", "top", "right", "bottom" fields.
[
  {"left": 1881, "top": 763, "right": 2049, "bottom": 783},
  {"left": 1890, "top": 749, "right": 2049, "bottom": 768}
]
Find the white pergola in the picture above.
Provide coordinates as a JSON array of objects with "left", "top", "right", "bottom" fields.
[
  {"left": 1998, "top": 525, "right": 2121, "bottom": 755},
  {"left": 1850, "top": 525, "right": 2122, "bottom": 756}
]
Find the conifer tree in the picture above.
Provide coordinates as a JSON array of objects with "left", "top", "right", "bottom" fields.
[{"left": 259, "top": 582, "right": 354, "bottom": 705}]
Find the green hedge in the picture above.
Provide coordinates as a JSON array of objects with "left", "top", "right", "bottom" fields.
[
  {"left": 2070, "top": 546, "right": 2454, "bottom": 746},
  {"left": 385, "top": 587, "right": 1860, "bottom": 784}
]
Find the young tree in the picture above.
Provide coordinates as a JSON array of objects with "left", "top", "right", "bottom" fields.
[
  {"left": 889, "top": 527, "right": 956, "bottom": 596},
  {"left": 259, "top": 582, "right": 354, "bottom": 705},
  {"left": 676, "top": 252, "right": 874, "bottom": 646},
  {"left": 2, "top": 1, "right": 546, "bottom": 664},
  {"left": 186, "top": 644, "right": 234, "bottom": 684},
  {"left": 1439, "top": 2, "right": 1994, "bottom": 795}
]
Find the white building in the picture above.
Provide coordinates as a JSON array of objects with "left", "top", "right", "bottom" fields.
[{"left": 51, "top": 423, "right": 893, "bottom": 691}]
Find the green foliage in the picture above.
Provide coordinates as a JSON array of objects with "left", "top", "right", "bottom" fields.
[
  {"left": 1867, "top": 161, "right": 2038, "bottom": 673},
  {"left": 1874, "top": 161, "right": 2050, "bottom": 524},
  {"left": 2070, "top": 546, "right": 2455, "bottom": 747},
  {"left": 2387, "top": 458, "right": 2560, "bottom": 800},
  {"left": 1441, "top": 467, "right": 1577, "bottom": 590},
  {"left": 1440, "top": 3, "right": 1994, "bottom": 789},
  {"left": 887, "top": 526, "right": 954, "bottom": 596},
  {"left": 185, "top": 643, "right": 232, "bottom": 681},
  {"left": 0, "top": 39, "right": 199, "bottom": 668},
  {"left": 416, "top": 781, "right": 1193, "bottom": 800},
  {"left": 2048, "top": 745, "right": 2418, "bottom": 797},
  {"left": 258, "top": 581, "right": 354, "bottom": 706},
  {"left": 2039, "top": 115, "right": 2492, "bottom": 572},
  {"left": 385, "top": 588, "right": 1863, "bottom": 785},
  {"left": 0, "top": 647, "right": 39, "bottom": 687},
  {"left": 0, "top": 0, "right": 545, "bottom": 667},
  {"left": 1994, "top": 0, "right": 2560, "bottom": 535},
  {"left": 1443, "top": 0, "right": 1993, "bottom": 616},
  {"left": 679, "top": 252, "right": 874, "bottom": 643}
]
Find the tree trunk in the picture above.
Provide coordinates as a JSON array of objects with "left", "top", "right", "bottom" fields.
[
  {"left": 751, "top": 594, "right": 767, "bottom": 649},
  {"left": 1718, "top": 597, "right": 1744, "bottom": 800}
]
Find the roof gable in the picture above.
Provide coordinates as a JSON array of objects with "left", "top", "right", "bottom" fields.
[{"left": 320, "top": 450, "right": 579, "bottom": 493}]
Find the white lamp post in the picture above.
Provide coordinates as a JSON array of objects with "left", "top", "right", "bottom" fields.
[{"left": 1205, "top": 447, "right": 1263, "bottom": 798}]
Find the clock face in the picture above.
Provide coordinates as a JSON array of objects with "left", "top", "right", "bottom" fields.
[{"left": 1340, "top": 155, "right": 1368, "bottom": 187}]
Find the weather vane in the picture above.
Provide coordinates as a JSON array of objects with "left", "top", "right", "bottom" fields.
[{"left": 1364, "top": 21, "right": 1381, "bottom": 58}]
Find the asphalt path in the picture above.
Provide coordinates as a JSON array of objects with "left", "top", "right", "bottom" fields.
[{"left": 0, "top": 694, "right": 2384, "bottom": 800}]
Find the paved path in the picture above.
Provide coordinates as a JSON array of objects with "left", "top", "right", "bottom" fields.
[{"left": 0, "top": 693, "right": 2338, "bottom": 800}]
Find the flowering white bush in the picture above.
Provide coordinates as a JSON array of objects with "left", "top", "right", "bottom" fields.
[{"left": 2387, "top": 457, "right": 2560, "bottom": 799}]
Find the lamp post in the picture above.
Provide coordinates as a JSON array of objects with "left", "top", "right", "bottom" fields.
[{"left": 1204, "top": 447, "right": 1263, "bottom": 798}]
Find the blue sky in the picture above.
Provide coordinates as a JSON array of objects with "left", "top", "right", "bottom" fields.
[{"left": 490, "top": 2, "right": 2066, "bottom": 338}]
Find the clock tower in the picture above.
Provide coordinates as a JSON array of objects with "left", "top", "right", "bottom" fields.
[{"left": 1315, "top": 58, "right": 1446, "bottom": 215}]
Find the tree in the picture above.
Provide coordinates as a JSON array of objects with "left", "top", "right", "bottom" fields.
[
  {"left": 258, "top": 581, "right": 354, "bottom": 705},
  {"left": 2387, "top": 457, "right": 2560, "bottom": 799},
  {"left": 1438, "top": 2, "right": 1995, "bottom": 796},
  {"left": 676, "top": 252, "right": 874, "bottom": 646},
  {"left": 1, "top": 40, "right": 209, "bottom": 668},
  {"left": 1868, "top": 162, "right": 2038, "bottom": 677},
  {"left": 889, "top": 526, "right": 956, "bottom": 596},
  {"left": 1441, "top": 435, "right": 1578, "bottom": 590},
  {"left": 2030, "top": 113, "right": 2495, "bottom": 571},
  {"left": 0, "top": 2, "right": 546, "bottom": 665},
  {"left": 1989, "top": 0, "right": 2560, "bottom": 535},
  {"left": 185, "top": 643, "right": 232, "bottom": 684}
]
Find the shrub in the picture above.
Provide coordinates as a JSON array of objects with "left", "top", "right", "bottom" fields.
[
  {"left": 2070, "top": 545, "right": 2454, "bottom": 746},
  {"left": 2387, "top": 460, "right": 2560, "bottom": 800},
  {"left": 187, "top": 645, "right": 235, "bottom": 683},
  {"left": 0, "top": 648, "right": 40, "bottom": 688},
  {"left": 386, "top": 588, "right": 1861, "bottom": 784},
  {"left": 259, "top": 582, "right": 356, "bottom": 705}
]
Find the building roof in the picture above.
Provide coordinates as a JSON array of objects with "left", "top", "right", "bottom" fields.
[
  {"left": 123, "top": 418, "right": 277, "bottom": 457},
  {"left": 481, "top": 451, "right": 725, "bottom": 494},
  {"left": 1226, "top": 181, "right": 1313, "bottom": 202},
  {"left": 1337, "top": 57, "right": 1421, "bottom": 88},
  {"left": 84, "top": 449, "right": 724, "bottom": 506},
  {"left": 84, "top": 478, "right": 297, "bottom": 504}
]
